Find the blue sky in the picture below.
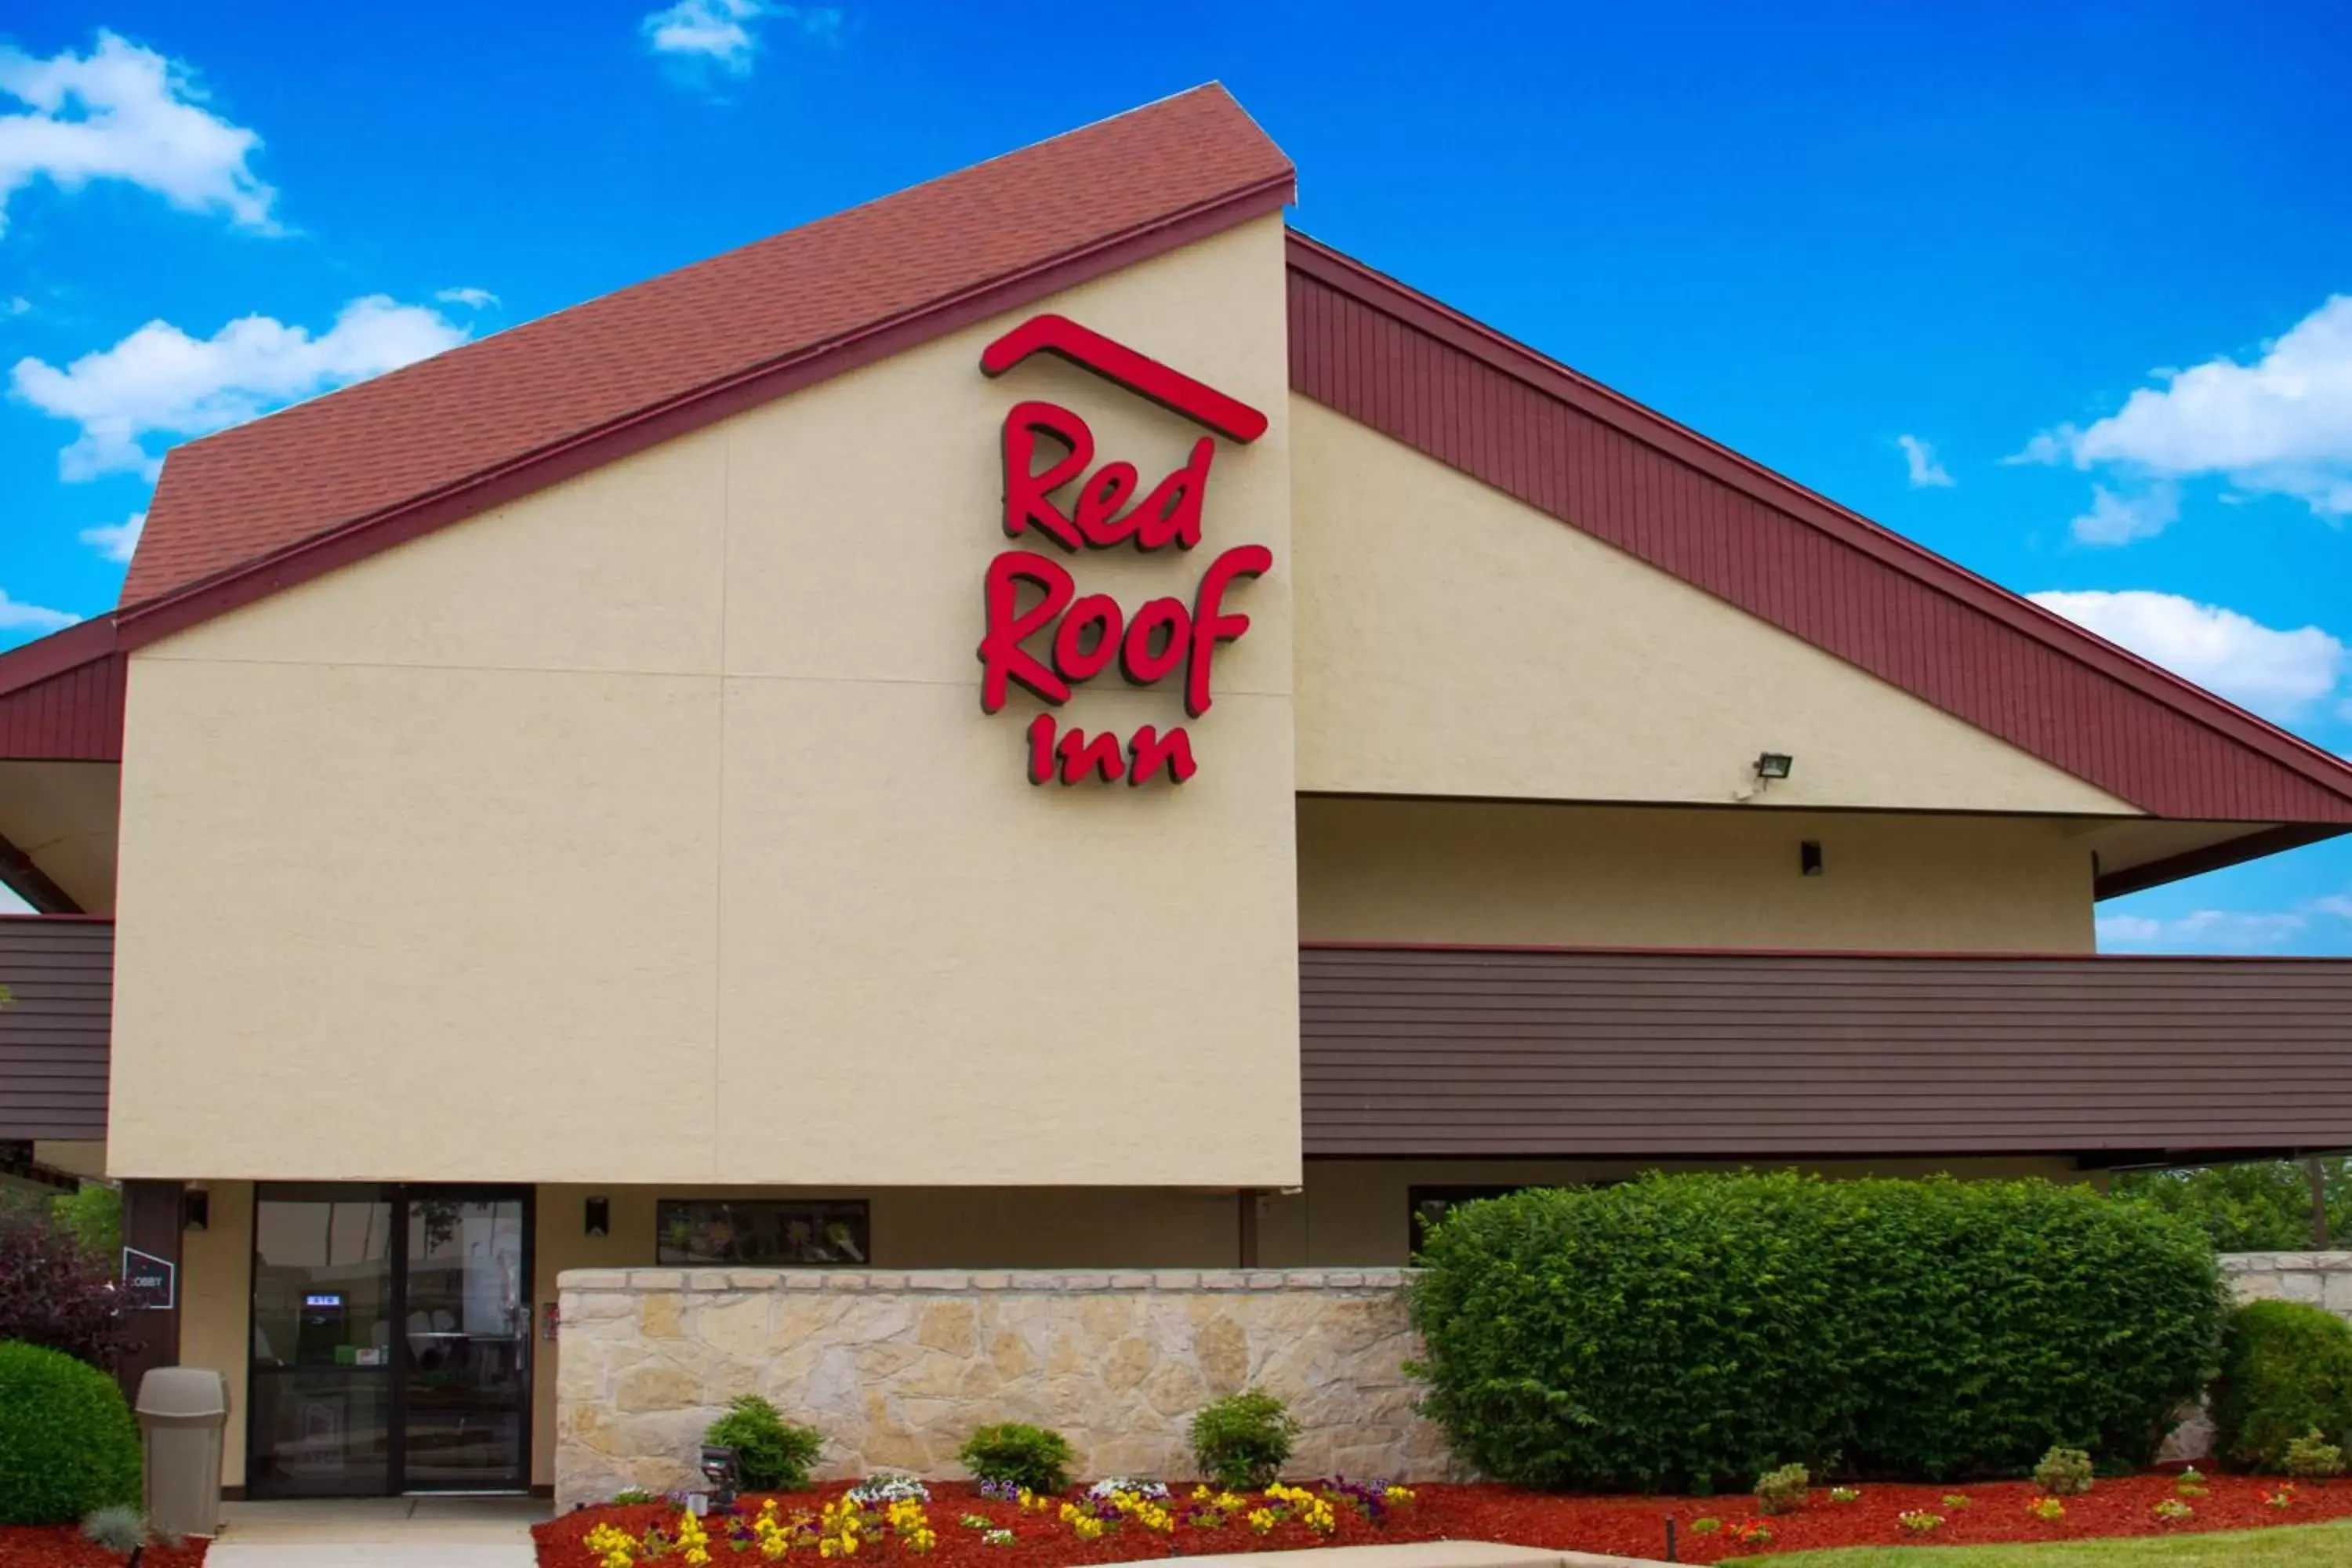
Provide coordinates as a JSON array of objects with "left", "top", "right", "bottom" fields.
[{"left": 2, "top": 1, "right": 2349, "bottom": 947}]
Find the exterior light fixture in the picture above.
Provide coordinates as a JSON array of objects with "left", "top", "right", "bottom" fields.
[
  {"left": 700, "top": 1444, "right": 741, "bottom": 1512},
  {"left": 585, "top": 1196, "right": 609, "bottom": 1237},
  {"left": 1755, "top": 752, "right": 1795, "bottom": 782}
]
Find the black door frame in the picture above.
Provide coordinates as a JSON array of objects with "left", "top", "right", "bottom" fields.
[{"left": 246, "top": 1182, "right": 535, "bottom": 1497}]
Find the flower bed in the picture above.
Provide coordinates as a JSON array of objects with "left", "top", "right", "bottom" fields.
[
  {"left": 0, "top": 1526, "right": 209, "bottom": 1567},
  {"left": 537, "top": 1472, "right": 2352, "bottom": 1566}
]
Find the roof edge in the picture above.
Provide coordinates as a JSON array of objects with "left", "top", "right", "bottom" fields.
[
  {"left": 1300, "top": 938, "right": 2352, "bottom": 963},
  {"left": 118, "top": 172, "right": 1294, "bottom": 652},
  {"left": 1284, "top": 230, "right": 2352, "bottom": 818},
  {"left": 2093, "top": 824, "right": 2347, "bottom": 901},
  {"left": 0, "top": 617, "right": 118, "bottom": 700}
]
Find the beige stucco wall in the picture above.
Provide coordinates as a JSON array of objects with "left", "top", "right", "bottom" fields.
[
  {"left": 1298, "top": 797, "right": 2100, "bottom": 952},
  {"left": 179, "top": 1179, "right": 254, "bottom": 1489},
  {"left": 1290, "top": 399, "right": 2141, "bottom": 817},
  {"left": 107, "top": 214, "right": 1300, "bottom": 1187}
]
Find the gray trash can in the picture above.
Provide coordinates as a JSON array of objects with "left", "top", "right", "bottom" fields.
[{"left": 135, "top": 1367, "right": 229, "bottom": 1541}]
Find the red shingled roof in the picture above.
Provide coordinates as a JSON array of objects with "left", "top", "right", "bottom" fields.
[{"left": 123, "top": 84, "right": 1294, "bottom": 611}]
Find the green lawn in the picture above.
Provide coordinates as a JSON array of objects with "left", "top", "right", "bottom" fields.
[{"left": 1764, "top": 1519, "right": 2352, "bottom": 1566}]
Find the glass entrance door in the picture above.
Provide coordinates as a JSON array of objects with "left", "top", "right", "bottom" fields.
[
  {"left": 249, "top": 1185, "right": 532, "bottom": 1496},
  {"left": 399, "top": 1193, "right": 530, "bottom": 1490}
]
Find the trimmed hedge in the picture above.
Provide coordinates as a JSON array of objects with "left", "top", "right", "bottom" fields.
[
  {"left": 1406, "top": 1173, "right": 2225, "bottom": 1492},
  {"left": 0, "top": 1340, "right": 142, "bottom": 1524},
  {"left": 2210, "top": 1300, "right": 2352, "bottom": 1472}
]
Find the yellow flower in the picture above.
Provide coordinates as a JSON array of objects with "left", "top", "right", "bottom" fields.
[{"left": 1247, "top": 1509, "right": 1278, "bottom": 1535}]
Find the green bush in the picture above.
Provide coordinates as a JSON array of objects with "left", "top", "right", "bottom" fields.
[
  {"left": 1406, "top": 1172, "right": 2225, "bottom": 1492},
  {"left": 1189, "top": 1389, "right": 1301, "bottom": 1488},
  {"left": 957, "top": 1422, "right": 1074, "bottom": 1494},
  {"left": 703, "top": 1396, "right": 823, "bottom": 1493},
  {"left": 2209, "top": 1301, "right": 2352, "bottom": 1472},
  {"left": 2033, "top": 1445, "right": 2095, "bottom": 1495},
  {"left": 0, "top": 1340, "right": 142, "bottom": 1524},
  {"left": 1755, "top": 1462, "right": 1809, "bottom": 1515},
  {"left": 2285, "top": 1427, "right": 2346, "bottom": 1479}
]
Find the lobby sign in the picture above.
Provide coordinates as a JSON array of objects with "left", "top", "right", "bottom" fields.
[
  {"left": 975, "top": 314, "right": 1271, "bottom": 786},
  {"left": 121, "top": 1246, "right": 176, "bottom": 1311}
]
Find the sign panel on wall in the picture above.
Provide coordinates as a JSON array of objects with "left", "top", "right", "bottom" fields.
[
  {"left": 121, "top": 1246, "right": 176, "bottom": 1311},
  {"left": 975, "top": 314, "right": 1272, "bottom": 786}
]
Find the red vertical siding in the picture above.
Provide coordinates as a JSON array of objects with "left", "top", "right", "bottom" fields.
[{"left": 0, "top": 653, "right": 125, "bottom": 762}]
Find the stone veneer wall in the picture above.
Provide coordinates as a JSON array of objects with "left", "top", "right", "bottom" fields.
[
  {"left": 2222, "top": 1251, "right": 2352, "bottom": 1314},
  {"left": 554, "top": 1269, "right": 1443, "bottom": 1510}
]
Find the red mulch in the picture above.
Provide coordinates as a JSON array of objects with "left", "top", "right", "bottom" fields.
[
  {"left": 0, "top": 1527, "right": 209, "bottom": 1567},
  {"left": 534, "top": 1474, "right": 2352, "bottom": 1565}
]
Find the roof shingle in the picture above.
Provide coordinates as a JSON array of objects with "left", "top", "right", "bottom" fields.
[{"left": 126, "top": 84, "right": 1293, "bottom": 606}]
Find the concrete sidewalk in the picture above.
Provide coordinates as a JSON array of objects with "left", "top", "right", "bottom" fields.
[{"left": 205, "top": 1496, "right": 548, "bottom": 1566}]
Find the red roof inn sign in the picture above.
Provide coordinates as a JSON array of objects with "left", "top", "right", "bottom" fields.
[{"left": 975, "top": 315, "right": 1270, "bottom": 786}]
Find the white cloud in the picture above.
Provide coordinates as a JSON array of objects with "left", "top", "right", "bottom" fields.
[
  {"left": 2027, "top": 588, "right": 2346, "bottom": 724},
  {"left": 79, "top": 510, "right": 144, "bottom": 563},
  {"left": 1896, "top": 434, "right": 1953, "bottom": 488},
  {"left": 2068, "top": 482, "right": 2179, "bottom": 545},
  {"left": 2100, "top": 893, "right": 2352, "bottom": 955},
  {"left": 0, "top": 589, "right": 76, "bottom": 634},
  {"left": 9, "top": 296, "right": 470, "bottom": 481},
  {"left": 434, "top": 286, "right": 499, "bottom": 309},
  {"left": 2096, "top": 908, "right": 2310, "bottom": 951},
  {"left": 0, "top": 30, "right": 276, "bottom": 238},
  {"left": 2, "top": 296, "right": 27, "bottom": 317},
  {"left": 2019, "top": 293, "right": 2352, "bottom": 522},
  {"left": 641, "top": 0, "right": 843, "bottom": 78}
]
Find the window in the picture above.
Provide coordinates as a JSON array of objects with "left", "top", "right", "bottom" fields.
[
  {"left": 1408, "top": 1180, "right": 1625, "bottom": 1249},
  {"left": 1407, "top": 1185, "right": 1528, "bottom": 1246},
  {"left": 655, "top": 1200, "right": 869, "bottom": 1267}
]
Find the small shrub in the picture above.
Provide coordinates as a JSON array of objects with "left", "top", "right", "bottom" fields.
[
  {"left": 1828, "top": 1486, "right": 1860, "bottom": 1503},
  {"left": 1754, "top": 1462, "right": 1809, "bottom": 1515},
  {"left": 609, "top": 1488, "right": 655, "bottom": 1505},
  {"left": 1897, "top": 1510, "right": 1944, "bottom": 1533},
  {"left": 1942, "top": 1493, "right": 1972, "bottom": 1508},
  {"left": 957, "top": 1423, "right": 1074, "bottom": 1495},
  {"left": 702, "top": 1396, "right": 822, "bottom": 1493},
  {"left": 2212, "top": 1301, "right": 2352, "bottom": 1472},
  {"left": 2175, "top": 1465, "right": 2208, "bottom": 1497},
  {"left": 2285, "top": 1427, "right": 2347, "bottom": 1479},
  {"left": 1189, "top": 1389, "right": 1300, "bottom": 1489},
  {"left": 1726, "top": 1520, "right": 1774, "bottom": 1546},
  {"left": 1689, "top": 1517, "right": 1722, "bottom": 1534},
  {"left": 2264, "top": 1483, "right": 2300, "bottom": 1510},
  {"left": 2025, "top": 1497, "right": 2066, "bottom": 1523},
  {"left": 0, "top": 1341, "right": 141, "bottom": 1525},
  {"left": 2152, "top": 1497, "right": 2194, "bottom": 1521},
  {"left": 82, "top": 1504, "right": 150, "bottom": 1556},
  {"left": 2034, "top": 1445, "right": 2095, "bottom": 1495},
  {"left": 0, "top": 1207, "right": 135, "bottom": 1371}
]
